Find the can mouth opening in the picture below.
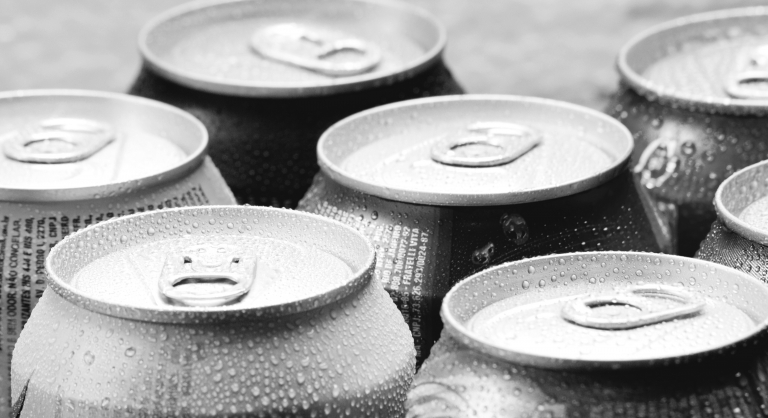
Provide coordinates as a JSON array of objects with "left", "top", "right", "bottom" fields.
[
  {"left": 617, "top": 7, "right": 768, "bottom": 115},
  {"left": 45, "top": 206, "right": 376, "bottom": 324},
  {"left": 317, "top": 95, "right": 633, "bottom": 206},
  {"left": 0, "top": 90, "right": 208, "bottom": 202},
  {"left": 715, "top": 160, "right": 768, "bottom": 245},
  {"left": 441, "top": 251, "right": 768, "bottom": 370},
  {"left": 138, "top": 0, "right": 446, "bottom": 98}
]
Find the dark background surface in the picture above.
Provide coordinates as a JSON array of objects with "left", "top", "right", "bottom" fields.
[{"left": 0, "top": 0, "right": 765, "bottom": 109}]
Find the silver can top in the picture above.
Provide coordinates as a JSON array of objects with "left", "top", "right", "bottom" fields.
[
  {"left": 442, "top": 251, "right": 768, "bottom": 369},
  {"left": 46, "top": 206, "right": 375, "bottom": 323},
  {"left": 618, "top": 7, "right": 768, "bottom": 114},
  {"left": 138, "top": 0, "right": 446, "bottom": 97},
  {"left": 0, "top": 90, "right": 208, "bottom": 202},
  {"left": 715, "top": 159, "right": 768, "bottom": 245},
  {"left": 318, "top": 95, "right": 632, "bottom": 206}
]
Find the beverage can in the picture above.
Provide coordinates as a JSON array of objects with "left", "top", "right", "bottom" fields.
[
  {"left": 11, "top": 206, "right": 414, "bottom": 417},
  {"left": 0, "top": 90, "right": 236, "bottom": 415}
]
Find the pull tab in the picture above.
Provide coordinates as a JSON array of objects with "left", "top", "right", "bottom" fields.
[
  {"left": 3, "top": 118, "right": 115, "bottom": 164},
  {"left": 561, "top": 284, "right": 705, "bottom": 330},
  {"left": 633, "top": 136, "right": 679, "bottom": 190},
  {"left": 250, "top": 23, "right": 382, "bottom": 76},
  {"left": 725, "top": 45, "right": 768, "bottom": 99},
  {"left": 430, "top": 122, "right": 542, "bottom": 167},
  {"left": 159, "top": 244, "right": 257, "bottom": 307}
]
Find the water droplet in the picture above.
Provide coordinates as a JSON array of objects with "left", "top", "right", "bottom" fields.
[
  {"left": 124, "top": 347, "right": 136, "bottom": 357},
  {"left": 83, "top": 351, "right": 95, "bottom": 365},
  {"left": 522, "top": 281, "right": 530, "bottom": 289}
]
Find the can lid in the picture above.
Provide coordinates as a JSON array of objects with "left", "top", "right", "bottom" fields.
[
  {"left": 318, "top": 95, "right": 632, "bottom": 206},
  {"left": 46, "top": 206, "right": 375, "bottom": 323},
  {"left": 442, "top": 252, "right": 768, "bottom": 369},
  {"left": 715, "top": 159, "right": 768, "bottom": 244},
  {"left": 618, "top": 7, "right": 768, "bottom": 115},
  {"left": 0, "top": 90, "right": 208, "bottom": 202},
  {"left": 138, "top": 0, "right": 446, "bottom": 97}
]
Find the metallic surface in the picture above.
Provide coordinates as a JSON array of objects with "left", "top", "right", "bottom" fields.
[
  {"left": 299, "top": 96, "right": 667, "bottom": 365},
  {"left": 697, "top": 160, "right": 768, "bottom": 283},
  {"left": 0, "top": 90, "right": 210, "bottom": 202},
  {"left": 0, "top": 91, "right": 235, "bottom": 416},
  {"left": 318, "top": 95, "right": 633, "bottom": 206},
  {"left": 408, "top": 251, "right": 768, "bottom": 417},
  {"left": 130, "top": 0, "right": 463, "bottom": 207},
  {"left": 138, "top": 0, "right": 446, "bottom": 98},
  {"left": 12, "top": 206, "right": 414, "bottom": 417},
  {"left": 609, "top": 8, "right": 768, "bottom": 256}
]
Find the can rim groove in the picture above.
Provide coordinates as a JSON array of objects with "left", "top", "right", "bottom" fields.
[
  {"left": 45, "top": 206, "right": 377, "bottom": 324},
  {"left": 617, "top": 6, "right": 768, "bottom": 115},
  {"left": 0, "top": 89, "right": 209, "bottom": 203},
  {"left": 715, "top": 159, "right": 768, "bottom": 245},
  {"left": 137, "top": 0, "right": 447, "bottom": 98},
  {"left": 317, "top": 94, "right": 633, "bottom": 206},
  {"left": 441, "top": 251, "right": 768, "bottom": 370}
]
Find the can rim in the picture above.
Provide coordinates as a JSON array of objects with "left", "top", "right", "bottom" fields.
[
  {"left": 715, "top": 159, "right": 768, "bottom": 245},
  {"left": 137, "top": 0, "right": 447, "bottom": 98},
  {"left": 317, "top": 94, "right": 633, "bottom": 206},
  {"left": 617, "top": 6, "right": 768, "bottom": 114},
  {"left": 0, "top": 89, "right": 208, "bottom": 202},
  {"left": 45, "top": 206, "right": 377, "bottom": 324},
  {"left": 441, "top": 251, "right": 768, "bottom": 370}
]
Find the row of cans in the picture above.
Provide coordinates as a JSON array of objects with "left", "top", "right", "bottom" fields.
[{"left": 6, "top": 1, "right": 768, "bottom": 417}]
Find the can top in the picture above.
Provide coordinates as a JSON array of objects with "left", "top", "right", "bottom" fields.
[
  {"left": 138, "top": 0, "right": 446, "bottom": 98},
  {"left": 441, "top": 251, "right": 768, "bottom": 369},
  {"left": 46, "top": 206, "right": 375, "bottom": 323},
  {"left": 0, "top": 90, "right": 208, "bottom": 203},
  {"left": 618, "top": 7, "right": 768, "bottom": 114},
  {"left": 715, "top": 159, "right": 768, "bottom": 244},
  {"left": 318, "top": 95, "right": 632, "bottom": 206}
]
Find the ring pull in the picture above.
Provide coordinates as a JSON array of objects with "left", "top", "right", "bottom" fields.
[
  {"left": 3, "top": 118, "right": 115, "bottom": 164},
  {"left": 251, "top": 23, "right": 382, "bottom": 76},
  {"left": 725, "top": 45, "right": 768, "bottom": 99},
  {"left": 159, "top": 244, "right": 257, "bottom": 307},
  {"left": 633, "top": 136, "right": 679, "bottom": 190},
  {"left": 561, "top": 284, "right": 705, "bottom": 330},
  {"left": 430, "top": 122, "right": 542, "bottom": 168}
]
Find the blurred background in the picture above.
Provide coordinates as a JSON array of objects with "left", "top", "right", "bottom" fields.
[{"left": 0, "top": 0, "right": 765, "bottom": 110}]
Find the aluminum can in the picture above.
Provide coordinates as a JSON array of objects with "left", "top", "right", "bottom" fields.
[
  {"left": 607, "top": 7, "right": 768, "bottom": 257},
  {"left": 407, "top": 251, "right": 768, "bottom": 418},
  {"left": 0, "top": 90, "right": 235, "bottom": 416},
  {"left": 129, "top": 0, "right": 464, "bottom": 208},
  {"left": 696, "top": 160, "right": 768, "bottom": 281},
  {"left": 297, "top": 95, "right": 669, "bottom": 365},
  {"left": 11, "top": 205, "right": 414, "bottom": 417}
]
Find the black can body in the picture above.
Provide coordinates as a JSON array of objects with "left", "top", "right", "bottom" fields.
[
  {"left": 607, "top": 85, "right": 768, "bottom": 256},
  {"left": 129, "top": 61, "right": 463, "bottom": 207},
  {"left": 697, "top": 220, "right": 768, "bottom": 281},
  {"left": 298, "top": 168, "right": 664, "bottom": 365},
  {"left": 408, "top": 329, "right": 768, "bottom": 418}
]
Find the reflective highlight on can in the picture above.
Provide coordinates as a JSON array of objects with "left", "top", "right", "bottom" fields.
[
  {"left": 608, "top": 7, "right": 768, "bottom": 256},
  {"left": 130, "top": 0, "right": 464, "bottom": 207},
  {"left": 697, "top": 159, "right": 768, "bottom": 282},
  {"left": 298, "top": 95, "right": 668, "bottom": 365},
  {"left": 408, "top": 251, "right": 768, "bottom": 417},
  {"left": 0, "top": 90, "right": 235, "bottom": 415},
  {"left": 12, "top": 206, "right": 414, "bottom": 417}
]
